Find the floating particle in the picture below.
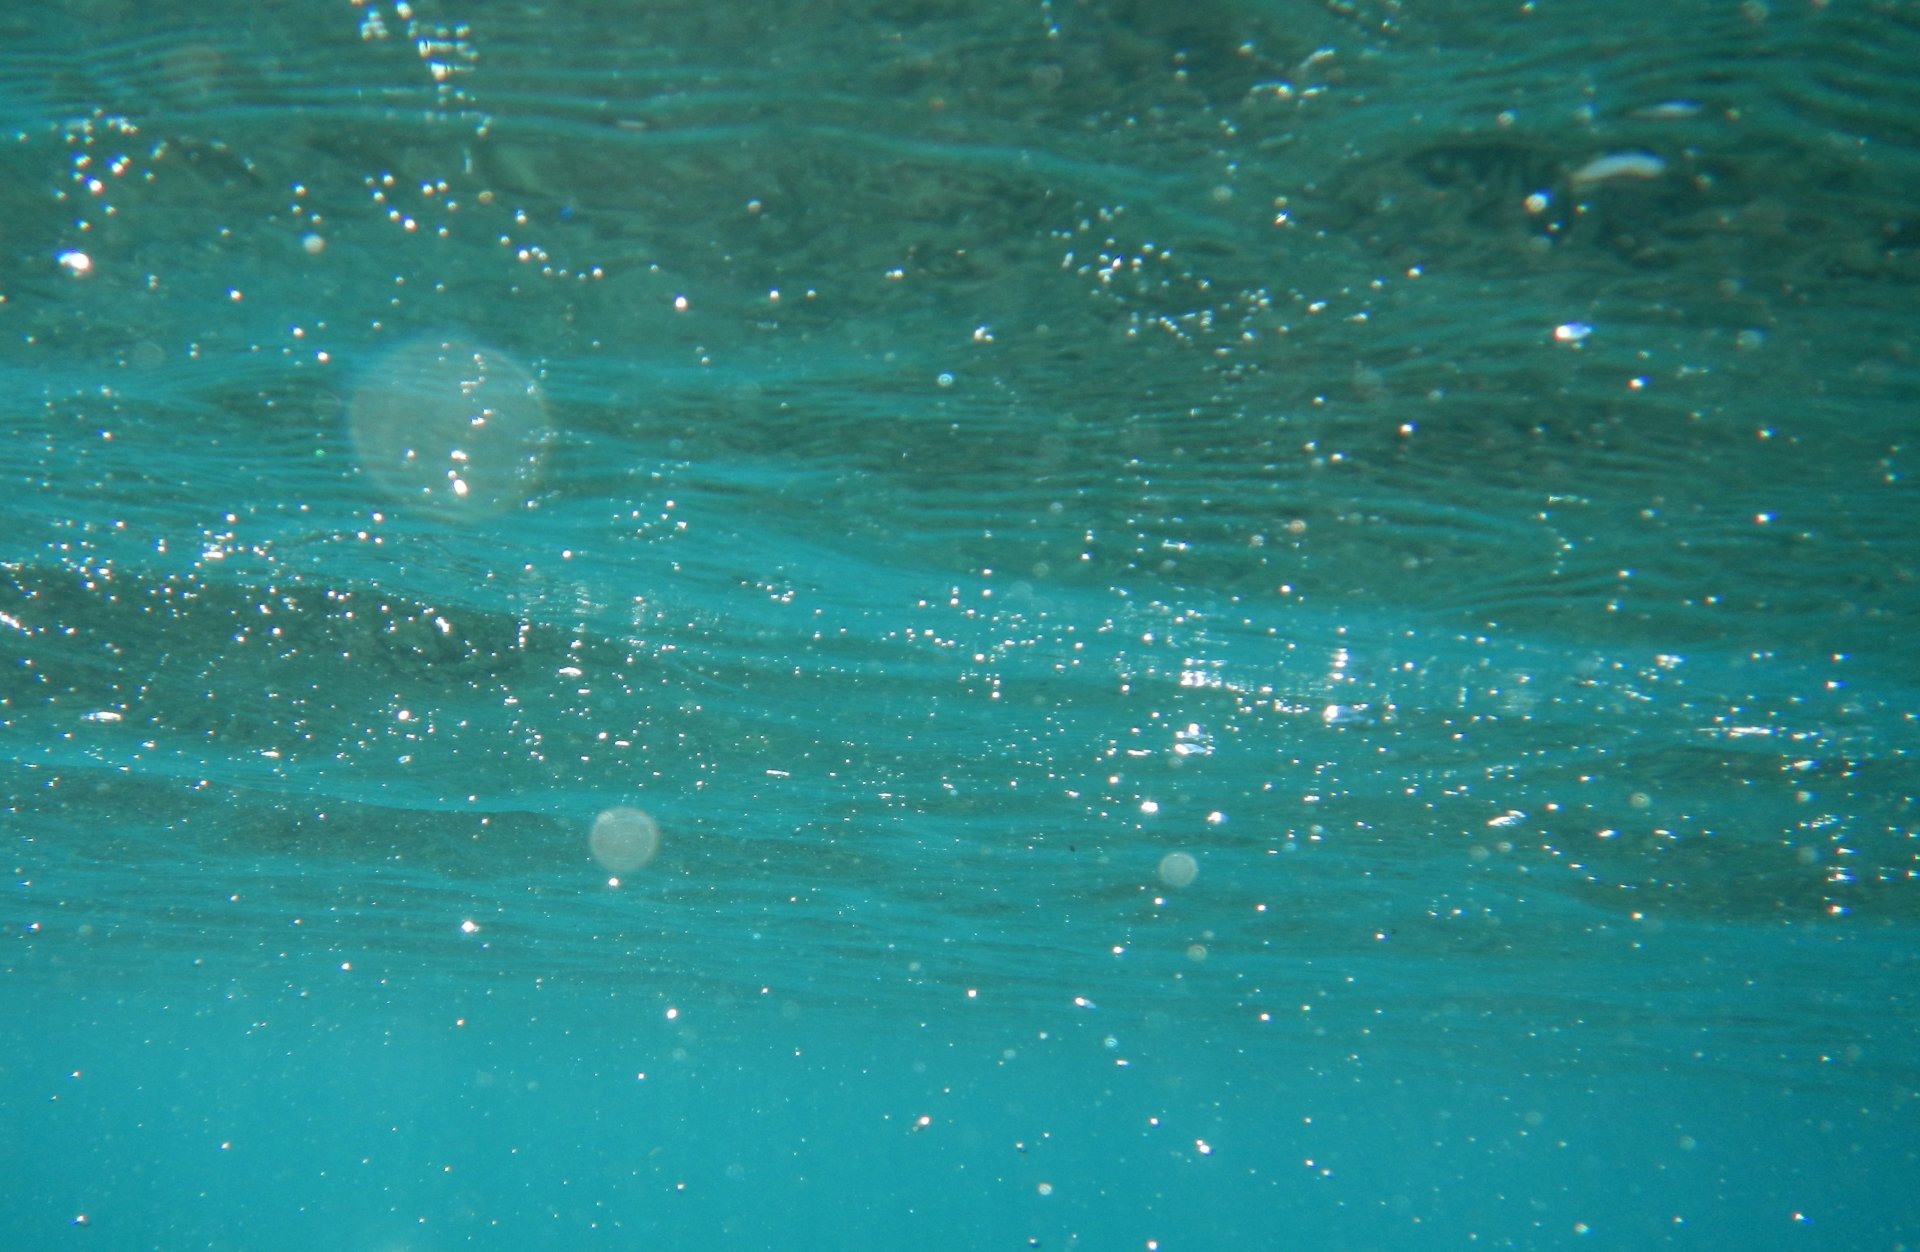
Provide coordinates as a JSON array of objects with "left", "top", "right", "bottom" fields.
[{"left": 1569, "top": 152, "right": 1667, "bottom": 187}]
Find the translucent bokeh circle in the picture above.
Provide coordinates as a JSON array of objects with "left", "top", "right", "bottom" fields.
[
  {"left": 589, "top": 806, "right": 662, "bottom": 873},
  {"left": 348, "top": 336, "right": 549, "bottom": 516}
]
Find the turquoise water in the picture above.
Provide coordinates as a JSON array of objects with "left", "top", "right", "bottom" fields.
[{"left": 3, "top": 0, "right": 1917, "bottom": 1247}]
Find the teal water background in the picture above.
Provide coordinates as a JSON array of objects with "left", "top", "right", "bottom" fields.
[{"left": 3, "top": 0, "right": 1917, "bottom": 1247}]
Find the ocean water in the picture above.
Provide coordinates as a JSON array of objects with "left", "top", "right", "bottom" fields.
[{"left": 2, "top": 0, "right": 1917, "bottom": 1248}]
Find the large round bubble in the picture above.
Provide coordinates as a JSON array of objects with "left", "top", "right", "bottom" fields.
[
  {"left": 348, "top": 336, "right": 549, "bottom": 515},
  {"left": 1157, "top": 851, "right": 1199, "bottom": 889},
  {"left": 590, "top": 806, "right": 662, "bottom": 873}
]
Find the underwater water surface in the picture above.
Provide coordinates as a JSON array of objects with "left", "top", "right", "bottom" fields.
[{"left": 2, "top": 0, "right": 1917, "bottom": 1248}]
